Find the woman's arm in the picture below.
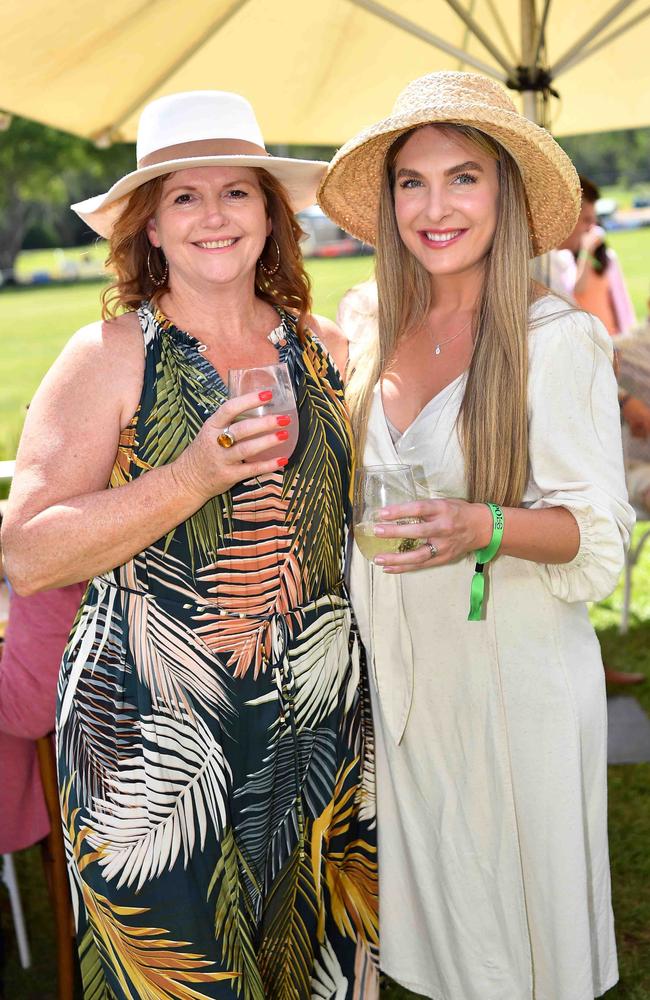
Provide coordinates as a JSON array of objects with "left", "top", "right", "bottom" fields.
[
  {"left": 2, "top": 318, "right": 297, "bottom": 594},
  {"left": 368, "top": 308, "right": 634, "bottom": 602},
  {"left": 573, "top": 227, "right": 604, "bottom": 295},
  {"left": 370, "top": 497, "right": 579, "bottom": 571}
]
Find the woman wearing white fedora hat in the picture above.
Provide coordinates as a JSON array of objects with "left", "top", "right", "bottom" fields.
[
  {"left": 3, "top": 91, "right": 379, "bottom": 998},
  {"left": 319, "top": 71, "right": 633, "bottom": 1000}
]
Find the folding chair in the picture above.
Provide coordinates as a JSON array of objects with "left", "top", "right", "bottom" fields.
[
  {"left": 1, "top": 852, "right": 31, "bottom": 968},
  {"left": 620, "top": 506, "right": 650, "bottom": 635},
  {"left": 36, "top": 734, "right": 76, "bottom": 1000}
]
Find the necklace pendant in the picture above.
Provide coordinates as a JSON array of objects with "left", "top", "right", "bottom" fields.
[{"left": 434, "top": 344, "right": 441, "bottom": 356}]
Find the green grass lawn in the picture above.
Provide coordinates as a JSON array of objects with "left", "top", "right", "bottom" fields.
[
  {"left": 607, "top": 228, "right": 650, "bottom": 322},
  {"left": 0, "top": 256, "right": 376, "bottom": 462},
  {"left": 1, "top": 253, "right": 649, "bottom": 998},
  {"left": 3, "top": 227, "right": 650, "bottom": 461}
]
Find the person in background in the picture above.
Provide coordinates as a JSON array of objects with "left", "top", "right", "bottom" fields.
[
  {"left": 552, "top": 175, "right": 635, "bottom": 335},
  {"left": 0, "top": 579, "right": 85, "bottom": 855},
  {"left": 336, "top": 278, "right": 377, "bottom": 343},
  {"left": 615, "top": 295, "right": 650, "bottom": 513},
  {"left": 549, "top": 175, "right": 649, "bottom": 438},
  {"left": 549, "top": 176, "right": 646, "bottom": 683}
]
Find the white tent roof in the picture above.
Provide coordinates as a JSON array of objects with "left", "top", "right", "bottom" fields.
[{"left": 1, "top": 0, "right": 648, "bottom": 142}]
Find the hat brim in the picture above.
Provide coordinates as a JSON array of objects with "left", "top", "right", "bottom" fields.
[
  {"left": 72, "top": 155, "right": 328, "bottom": 238},
  {"left": 318, "top": 104, "right": 581, "bottom": 257}
]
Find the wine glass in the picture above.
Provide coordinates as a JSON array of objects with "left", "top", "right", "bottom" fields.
[
  {"left": 228, "top": 362, "right": 299, "bottom": 461},
  {"left": 353, "top": 464, "right": 424, "bottom": 561}
]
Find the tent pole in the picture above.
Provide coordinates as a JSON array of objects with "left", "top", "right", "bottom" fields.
[
  {"left": 457, "top": 0, "right": 478, "bottom": 70},
  {"left": 555, "top": 4, "right": 650, "bottom": 74},
  {"left": 520, "top": 0, "right": 549, "bottom": 284},
  {"left": 552, "top": 0, "right": 636, "bottom": 75},
  {"left": 484, "top": 0, "right": 518, "bottom": 64},
  {"left": 531, "top": 0, "right": 553, "bottom": 69},
  {"left": 520, "top": 0, "right": 538, "bottom": 123},
  {"left": 443, "top": 0, "right": 514, "bottom": 73},
  {"left": 348, "top": 0, "right": 511, "bottom": 80}
]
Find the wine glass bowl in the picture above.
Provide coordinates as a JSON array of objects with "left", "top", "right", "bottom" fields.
[
  {"left": 228, "top": 362, "right": 299, "bottom": 461},
  {"left": 353, "top": 464, "right": 424, "bottom": 561}
]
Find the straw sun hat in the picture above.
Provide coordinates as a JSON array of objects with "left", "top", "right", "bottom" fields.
[
  {"left": 318, "top": 71, "right": 581, "bottom": 256},
  {"left": 72, "top": 91, "right": 328, "bottom": 239}
]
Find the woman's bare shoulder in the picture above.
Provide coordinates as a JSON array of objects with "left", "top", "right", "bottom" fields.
[
  {"left": 67, "top": 310, "right": 143, "bottom": 359},
  {"left": 30, "top": 310, "right": 145, "bottom": 436}
]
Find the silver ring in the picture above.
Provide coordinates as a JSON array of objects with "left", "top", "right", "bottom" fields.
[{"left": 426, "top": 540, "right": 438, "bottom": 559}]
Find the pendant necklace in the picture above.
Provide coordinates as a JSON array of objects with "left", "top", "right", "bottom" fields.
[{"left": 432, "top": 315, "right": 473, "bottom": 356}]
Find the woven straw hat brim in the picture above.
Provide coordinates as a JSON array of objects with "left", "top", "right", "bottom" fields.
[
  {"left": 72, "top": 155, "right": 327, "bottom": 239},
  {"left": 318, "top": 103, "right": 580, "bottom": 257}
]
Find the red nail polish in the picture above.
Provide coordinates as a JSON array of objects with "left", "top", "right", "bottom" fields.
[
  {"left": 276, "top": 430, "right": 289, "bottom": 441},
  {"left": 277, "top": 457, "right": 289, "bottom": 467},
  {"left": 276, "top": 414, "right": 291, "bottom": 426},
  {"left": 259, "top": 390, "right": 273, "bottom": 402}
]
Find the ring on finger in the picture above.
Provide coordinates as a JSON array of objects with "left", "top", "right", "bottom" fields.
[
  {"left": 217, "top": 426, "right": 236, "bottom": 449},
  {"left": 426, "top": 540, "right": 438, "bottom": 559}
]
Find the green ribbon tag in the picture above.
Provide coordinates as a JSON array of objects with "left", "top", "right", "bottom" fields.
[
  {"left": 467, "top": 503, "right": 504, "bottom": 622},
  {"left": 468, "top": 564, "right": 485, "bottom": 621}
]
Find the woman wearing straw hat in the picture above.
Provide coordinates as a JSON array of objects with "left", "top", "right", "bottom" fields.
[
  {"left": 2, "top": 91, "right": 379, "bottom": 999},
  {"left": 319, "top": 71, "right": 633, "bottom": 1000}
]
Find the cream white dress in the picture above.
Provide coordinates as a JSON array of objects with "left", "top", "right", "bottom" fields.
[{"left": 350, "top": 296, "right": 635, "bottom": 1000}]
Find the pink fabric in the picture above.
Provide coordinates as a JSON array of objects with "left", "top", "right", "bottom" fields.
[
  {"left": 0, "top": 582, "right": 84, "bottom": 853},
  {"left": 606, "top": 250, "right": 636, "bottom": 335}
]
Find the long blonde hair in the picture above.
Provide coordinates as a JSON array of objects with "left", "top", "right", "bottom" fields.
[
  {"left": 346, "top": 124, "right": 533, "bottom": 507},
  {"left": 101, "top": 168, "right": 312, "bottom": 339}
]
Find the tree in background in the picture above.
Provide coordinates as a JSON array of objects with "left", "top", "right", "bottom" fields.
[
  {"left": 0, "top": 115, "right": 133, "bottom": 283},
  {"left": 558, "top": 128, "right": 650, "bottom": 189},
  {"left": 3, "top": 114, "right": 650, "bottom": 285}
]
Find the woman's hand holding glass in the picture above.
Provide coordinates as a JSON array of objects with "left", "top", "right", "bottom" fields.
[
  {"left": 371, "top": 497, "right": 494, "bottom": 573},
  {"left": 228, "top": 363, "right": 299, "bottom": 461},
  {"left": 354, "top": 465, "right": 425, "bottom": 561},
  {"left": 171, "top": 389, "right": 293, "bottom": 503}
]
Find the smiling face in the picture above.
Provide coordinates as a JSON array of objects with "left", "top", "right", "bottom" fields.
[
  {"left": 392, "top": 125, "right": 500, "bottom": 283},
  {"left": 146, "top": 165, "right": 271, "bottom": 291}
]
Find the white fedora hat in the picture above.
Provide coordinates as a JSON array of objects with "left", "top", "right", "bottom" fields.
[{"left": 72, "top": 91, "right": 328, "bottom": 238}]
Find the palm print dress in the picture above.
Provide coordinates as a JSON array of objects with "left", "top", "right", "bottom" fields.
[{"left": 56, "top": 302, "right": 379, "bottom": 1000}]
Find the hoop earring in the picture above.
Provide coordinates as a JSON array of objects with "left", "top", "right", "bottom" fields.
[
  {"left": 257, "top": 235, "right": 281, "bottom": 277},
  {"left": 147, "top": 245, "right": 168, "bottom": 287}
]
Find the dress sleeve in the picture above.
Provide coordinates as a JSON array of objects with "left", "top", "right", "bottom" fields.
[{"left": 525, "top": 306, "right": 635, "bottom": 602}]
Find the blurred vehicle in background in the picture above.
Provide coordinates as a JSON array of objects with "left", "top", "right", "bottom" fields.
[
  {"left": 596, "top": 193, "right": 650, "bottom": 232},
  {"left": 297, "top": 206, "right": 373, "bottom": 258}
]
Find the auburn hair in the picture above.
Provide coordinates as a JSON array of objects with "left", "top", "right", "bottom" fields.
[{"left": 101, "top": 168, "right": 312, "bottom": 338}]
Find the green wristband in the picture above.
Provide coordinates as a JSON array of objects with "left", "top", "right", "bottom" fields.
[{"left": 468, "top": 503, "right": 504, "bottom": 622}]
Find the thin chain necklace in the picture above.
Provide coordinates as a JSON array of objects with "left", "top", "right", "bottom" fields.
[{"left": 431, "top": 315, "right": 473, "bottom": 356}]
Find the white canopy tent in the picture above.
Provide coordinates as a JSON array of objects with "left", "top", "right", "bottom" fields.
[{"left": 1, "top": 0, "right": 649, "bottom": 141}]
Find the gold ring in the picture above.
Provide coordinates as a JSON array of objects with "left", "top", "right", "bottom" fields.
[{"left": 217, "top": 427, "right": 236, "bottom": 449}]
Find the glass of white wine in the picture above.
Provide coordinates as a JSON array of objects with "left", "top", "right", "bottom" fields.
[
  {"left": 354, "top": 464, "right": 424, "bottom": 561},
  {"left": 228, "top": 362, "right": 299, "bottom": 461}
]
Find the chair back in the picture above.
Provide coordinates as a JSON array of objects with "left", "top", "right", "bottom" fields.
[{"left": 36, "top": 734, "right": 76, "bottom": 1000}]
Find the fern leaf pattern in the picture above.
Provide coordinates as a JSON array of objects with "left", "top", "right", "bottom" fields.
[{"left": 57, "top": 304, "right": 378, "bottom": 999}]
